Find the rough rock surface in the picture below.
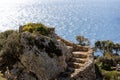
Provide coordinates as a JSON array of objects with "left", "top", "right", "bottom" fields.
[
  {"left": 1, "top": 32, "right": 68, "bottom": 80},
  {"left": 19, "top": 32, "right": 68, "bottom": 80}
]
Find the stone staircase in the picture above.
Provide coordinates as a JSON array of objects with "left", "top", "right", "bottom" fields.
[{"left": 56, "top": 36, "right": 95, "bottom": 80}]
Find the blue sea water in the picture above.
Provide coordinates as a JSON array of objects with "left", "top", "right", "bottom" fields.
[{"left": 0, "top": 0, "right": 120, "bottom": 46}]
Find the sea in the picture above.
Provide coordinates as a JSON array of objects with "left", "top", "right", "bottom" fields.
[{"left": 0, "top": 0, "right": 120, "bottom": 46}]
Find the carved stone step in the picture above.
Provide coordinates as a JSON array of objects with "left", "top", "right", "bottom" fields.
[
  {"left": 67, "top": 46, "right": 73, "bottom": 52},
  {"left": 72, "top": 52, "right": 88, "bottom": 58},
  {"left": 73, "top": 45, "right": 89, "bottom": 52},
  {"left": 69, "top": 58, "right": 86, "bottom": 63},
  {"left": 67, "top": 46, "right": 73, "bottom": 49},
  {"left": 67, "top": 62, "right": 84, "bottom": 69}
]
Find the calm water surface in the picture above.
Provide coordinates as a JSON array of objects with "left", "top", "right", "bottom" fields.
[{"left": 0, "top": 0, "right": 120, "bottom": 45}]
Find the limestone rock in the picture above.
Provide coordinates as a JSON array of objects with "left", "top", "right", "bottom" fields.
[
  {"left": 19, "top": 32, "right": 68, "bottom": 80},
  {"left": 1, "top": 32, "right": 69, "bottom": 80}
]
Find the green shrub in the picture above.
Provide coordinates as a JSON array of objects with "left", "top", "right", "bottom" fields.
[
  {"left": 22, "top": 23, "right": 49, "bottom": 36},
  {"left": 0, "top": 30, "right": 22, "bottom": 72},
  {"left": 95, "top": 64, "right": 103, "bottom": 80},
  {"left": 113, "top": 56, "right": 120, "bottom": 65},
  {"left": 96, "top": 56, "right": 115, "bottom": 71},
  {"left": 95, "top": 55, "right": 120, "bottom": 80},
  {"left": 103, "top": 71, "right": 120, "bottom": 80},
  {"left": 0, "top": 30, "right": 15, "bottom": 51}
]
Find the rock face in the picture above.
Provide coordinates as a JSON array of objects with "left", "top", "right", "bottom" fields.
[
  {"left": 19, "top": 32, "right": 68, "bottom": 80},
  {"left": 0, "top": 31, "right": 68, "bottom": 80}
]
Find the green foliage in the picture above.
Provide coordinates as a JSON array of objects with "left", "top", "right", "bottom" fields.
[
  {"left": 112, "top": 55, "right": 120, "bottom": 66},
  {"left": 95, "top": 40, "right": 120, "bottom": 56},
  {"left": 113, "top": 43, "right": 120, "bottom": 54},
  {"left": 0, "top": 30, "right": 15, "bottom": 51},
  {"left": 95, "top": 64, "right": 103, "bottom": 80},
  {"left": 98, "top": 55, "right": 120, "bottom": 69},
  {"left": 94, "top": 40, "right": 120, "bottom": 80},
  {"left": 101, "top": 58, "right": 114, "bottom": 70},
  {"left": 95, "top": 55, "right": 120, "bottom": 80},
  {"left": 22, "top": 23, "right": 49, "bottom": 36},
  {"left": 76, "top": 35, "right": 90, "bottom": 46},
  {"left": 96, "top": 56, "right": 114, "bottom": 71},
  {"left": 103, "top": 71, "right": 120, "bottom": 80},
  {"left": 0, "top": 30, "right": 22, "bottom": 72}
]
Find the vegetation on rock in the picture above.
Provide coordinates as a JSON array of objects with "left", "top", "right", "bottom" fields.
[
  {"left": 21, "top": 23, "right": 49, "bottom": 36},
  {"left": 95, "top": 40, "right": 120, "bottom": 56},
  {"left": 0, "top": 30, "right": 22, "bottom": 72},
  {"left": 76, "top": 35, "right": 90, "bottom": 46},
  {"left": 94, "top": 40, "right": 120, "bottom": 80}
]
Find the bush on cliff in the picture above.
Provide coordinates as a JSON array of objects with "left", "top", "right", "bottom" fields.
[
  {"left": 102, "top": 70, "right": 120, "bottom": 80},
  {"left": 21, "top": 23, "right": 49, "bottom": 36},
  {"left": 95, "top": 56, "right": 120, "bottom": 80},
  {"left": 0, "top": 30, "right": 22, "bottom": 72}
]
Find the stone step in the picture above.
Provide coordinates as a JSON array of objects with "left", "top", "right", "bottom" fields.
[
  {"left": 72, "top": 52, "right": 88, "bottom": 58},
  {"left": 67, "top": 46, "right": 73, "bottom": 49},
  {"left": 73, "top": 45, "right": 89, "bottom": 52},
  {"left": 70, "top": 58, "right": 86, "bottom": 63},
  {"left": 67, "top": 62, "right": 84, "bottom": 69}
]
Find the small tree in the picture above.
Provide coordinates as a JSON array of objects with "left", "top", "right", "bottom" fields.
[{"left": 76, "top": 35, "right": 90, "bottom": 46}]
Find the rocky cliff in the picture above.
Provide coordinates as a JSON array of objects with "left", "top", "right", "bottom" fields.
[{"left": 0, "top": 23, "right": 96, "bottom": 80}]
